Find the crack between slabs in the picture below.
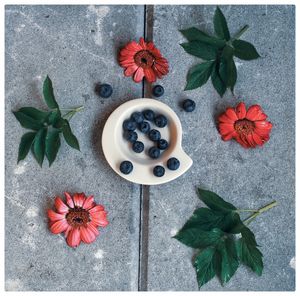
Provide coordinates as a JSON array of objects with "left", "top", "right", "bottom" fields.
[{"left": 138, "top": 4, "right": 154, "bottom": 292}]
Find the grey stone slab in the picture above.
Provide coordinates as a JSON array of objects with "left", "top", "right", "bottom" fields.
[
  {"left": 5, "top": 5, "right": 144, "bottom": 291},
  {"left": 147, "top": 5, "right": 295, "bottom": 291}
]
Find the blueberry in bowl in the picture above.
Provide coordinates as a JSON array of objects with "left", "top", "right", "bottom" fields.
[
  {"left": 157, "top": 139, "right": 169, "bottom": 150},
  {"left": 153, "top": 165, "right": 165, "bottom": 177},
  {"left": 154, "top": 114, "right": 168, "bottom": 128},
  {"left": 148, "top": 147, "right": 160, "bottom": 159},
  {"left": 148, "top": 129, "right": 161, "bottom": 141},
  {"left": 167, "top": 157, "right": 180, "bottom": 170},
  {"left": 124, "top": 130, "right": 138, "bottom": 143},
  {"left": 120, "top": 161, "right": 133, "bottom": 174},
  {"left": 132, "top": 141, "right": 144, "bottom": 153},
  {"left": 143, "top": 109, "right": 155, "bottom": 121},
  {"left": 131, "top": 111, "right": 144, "bottom": 123},
  {"left": 138, "top": 121, "right": 151, "bottom": 133},
  {"left": 123, "top": 119, "right": 137, "bottom": 131}
]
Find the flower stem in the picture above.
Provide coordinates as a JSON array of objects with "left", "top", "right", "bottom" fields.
[
  {"left": 243, "top": 201, "right": 278, "bottom": 225},
  {"left": 62, "top": 105, "right": 84, "bottom": 120},
  {"left": 232, "top": 25, "right": 249, "bottom": 41}
]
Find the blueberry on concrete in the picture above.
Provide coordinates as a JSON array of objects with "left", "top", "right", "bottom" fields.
[
  {"left": 98, "top": 83, "right": 113, "bottom": 98},
  {"left": 123, "top": 119, "right": 137, "bottom": 131},
  {"left": 138, "top": 121, "right": 151, "bottom": 133},
  {"left": 132, "top": 141, "right": 144, "bottom": 153},
  {"left": 120, "top": 161, "right": 133, "bottom": 174},
  {"left": 154, "top": 114, "right": 168, "bottom": 128},
  {"left": 153, "top": 165, "right": 165, "bottom": 177},
  {"left": 124, "top": 131, "right": 138, "bottom": 143},
  {"left": 167, "top": 157, "right": 180, "bottom": 170},
  {"left": 157, "top": 139, "right": 169, "bottom": 150},
  {"left": 148, "top": 147, "right": 160, "bottom": 159},
  {"left": 182, "top": 99, "right": 196, "bottom": 112},
  {"left": 143, "top": 109, "right": 155, "bottom": 121},
  {"left": 148, "top": 129, "right": 161, "bottom": 141},
  {"left": 131, "top": 111, "right": 144, "bottom": 123},
  {"left": 152, "top": 85, "right": 164, "bottom": 97}
]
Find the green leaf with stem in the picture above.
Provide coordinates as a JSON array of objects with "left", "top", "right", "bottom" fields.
[
  {"left": 213, "top": 6, "right": 230, "bottom": 41},
  {"left": 13, "top": 110, "right": 44, "bottom": 131},
  {"left": 31, "top": 128, "right": 47, "bottom": 167},
  {"left": 180, "top": 41, "right": 218, "bottom": 60},
  {"left": 62, "top": 120, "right": 80, "bottom": 151},
  {"left": 45, "top": 129, "right": 61, "bottom": 166},
  {"left": 17, "top": 107, "right": 50, "bottom": 122},
  {"left": 211, "top": 62, "right": 226, "bottom": 97},
  {"left": 233, "top": 39, "right": 260, "bottom": 60},
  {"left": 43, "top": 75, "right": 59, "bottom": 109}
]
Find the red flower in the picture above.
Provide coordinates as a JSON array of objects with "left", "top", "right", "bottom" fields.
[
  {"left": 218, "top": 102, "right": 272, "bottom": 148},
  {"left": 47, "top": 192, "right": 108, "bottom": 248},
  {"left": 119, "top": 37, "right": 169, "bottom": 83}
]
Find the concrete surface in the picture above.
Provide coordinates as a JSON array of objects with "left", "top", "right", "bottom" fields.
[{"left": 5, "top": 5, "right": 295, "bottom": 291}]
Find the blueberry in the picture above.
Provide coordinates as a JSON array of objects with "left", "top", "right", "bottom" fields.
[
  {"left": 148, "top": 129, "right": 161, "bottom": 141},
  {"left": 157, "top": 139, "right": 169, "bottom": 150},
  {"left": 120, "top": 161, "right": 133, "bottom": 174},
  {"left": 98, "top": 83, "right": 113, "bottom": 98},
  {"left": 132, "top": 141, "right": 144, "bottom": 153},
  {"left": 123, "top": 119, "right": 137, "bottom": 131},
  {"left": 148, "top": 147, "right": 160, "bottom": 159},
  {"left": 167, "top": 157, "right": 180, "bottom": 170},
  {"left": 154, "top": 114, "right": 168, "bottom": 128},
  {"left": 138, "top": 121, "right": 151, "bottom": 133},
  {"left": 131, "top": 112, "right": 144, "bottom": 123},
  {"left": 124, "top": 131, "right": 138, "bottom": 143},
  {"left": 153, "top": 165, "right": 165, "bottom": 177},
  {"left": 143, "top": 109, "right": 155, "bottom": 121},
  {"left": 152, "top": 85, "right": 164, "bottom": 97},
  {"left": 182, "top": 99, "right": 196, "bottom": 112}
]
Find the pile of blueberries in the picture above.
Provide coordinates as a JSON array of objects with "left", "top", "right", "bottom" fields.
[{"left": 120, "top": 109, "right": 180, "bottom": 177}]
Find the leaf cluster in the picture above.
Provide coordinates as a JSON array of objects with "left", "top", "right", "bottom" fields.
[
  {"left": 174, "top": 188, "right": 263, "bottom": 289},
  {"left": 180, "top": 6, "right": 260, "bottom": 96},
  {"left": 13, "top": 76, "right": 80, "bottom": 167}
]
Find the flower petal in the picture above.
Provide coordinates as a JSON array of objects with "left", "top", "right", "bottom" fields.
[
  {"left": 225, "top": 107, "right": 238, "bottom": 121},
  {"left": 83, "top": 195, "right": 95, "bottom": 210},
  {"left": 88, "top": 223, "right": 100, "bottom": 237},
  {"left": 139, "top": 37, "right": 147, "bottom": 49},
  {"left": 255, "top": 121, "right": 273, "bottom": 130},
  {"left": 65, "top": 225, "right": 72, "bottom": 238},
  {"left": 66, "top": 227, "right": 81, "bottom": 248},
  {"left": 89, "top": 205, "right": 105, "bottom": 213},
  {"left": 235, "top": 102, "right": 246, "bottom": 119},
  {"left": 73, "top": 193, "right": 85, "bottom": 207},
  {"left": 133, "top": 67, "right": 144, "bottom": 83},
  {"left": 90, "top": 211, "right": 109, "bottom": 227},
  {"left": 218, "top": 122, "right": 235, "bottom": 136},
  {"left": 50, "top": 219, "right": 68, "bottom": 234},
  {"left": 47, "top": 209, "right": 66, "bottom": 222},
  {"left": 252, "top": 132, "right": 264, "bottom": 146},
  {"left": 246, "top": 105, "right": 267, "bottom": 121},
  {"left": 64, "top": 192, "right": 74, "bottom": 208},
  {"left": 144, "top": 68, "right": 157, "bottom": 83},
  {"left": 54, "top": 197, "right": 69, "bottom": 213},
  {"left": 218, "top": 113, "right": 234, "bottom": 124},
  {"left": 222, "top": 130, "right": 237, "bottom": 141},
  {"left": 124, "top": 65, "right": 138, "bottom": 77},
  {"left": 80, "top": 226, "right": 96, "bottom": 244}
]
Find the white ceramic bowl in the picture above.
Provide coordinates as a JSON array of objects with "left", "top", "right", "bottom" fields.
[{"left": 102, "top": 98, "right": 193, "bottom": 185}]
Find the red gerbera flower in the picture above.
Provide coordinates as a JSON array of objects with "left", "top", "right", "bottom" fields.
[
  {"left": 218, "top": 102, "right": 272, "bottom": 148},
  {"left": 47, "top": 192, "right": 108, "bottom": 248},
  {"left": 119, "top": 37, "right": 169, "bottom": 83}
]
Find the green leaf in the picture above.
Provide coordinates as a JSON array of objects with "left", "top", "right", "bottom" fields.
[
  {"left": 233, "top": 39, "right": 260, "bottom": 60},
  {"left": 47, "top": 110, "right": 62, "bottom": 126},
  {"left": 197, "top": 188, "right": 237, "bottom": 212},
  {"left": 236, "top": 229, "right": 263, "bottom": 276},
  {"left": 174, "top": 227, "right": 224, "bottom": 249},
  {"left": 180, "top": 27, "right": 226, "bottom": 48},
  {"left": 45, "top": 129, "right": 61, "bottom": 166},
  {"left": 31, "top": 128, "right": 47, "bottom": 167},
  {"left": 18, "top": 107, "right": 50, "bottom": 122},
  {"left": 62, "top": 120, "right": 80, "bottom": 150},
  {"left": 194, "top": 247, "right": 217, "bottom": 288},
  {"left": 213, "top": 6, "right": 230, "bottom": 41},
  {"left": 221, "top": 45, "right": 234, "bottom": 60},
  {"left": 211, "top": 62, "right": 226, "bottom": 97},
  {"left": 180, "top": 41, "right": 218, "bottom": 60},
  {"left": 217, "top": 236, "right": 239, "bottom": 284},
  {"left": 185, "top": 61, "right": 214, "bottom": 91},
  {"left": 43, "top": 75, "right": 59, "bottom": 109},
  {"left": 13, "top": 110, "right": 44, "bottom": 131},
  {"left": 17, "top": 132, "right": 36, "bottom": 163},
  {"left": 219, "top": 58, "right": 237, "bottom": 91}
]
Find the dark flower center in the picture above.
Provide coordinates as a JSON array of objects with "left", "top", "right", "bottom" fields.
[
  {"left": 134, "top": 50, "right": 155, "bottom": 68},
  {"left": 66, "top": 207, "right": 90, "bottom": 228},
  {"left": 234, "top": 119, "right": 255, "bottom": 135}
]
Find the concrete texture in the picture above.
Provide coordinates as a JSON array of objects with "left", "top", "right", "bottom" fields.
[
  {"left": 147, "top": 5, "right": 295, "bottom": 291},
  {"left": 5, "top": 5, "right": 295, "bottom": 291}
]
